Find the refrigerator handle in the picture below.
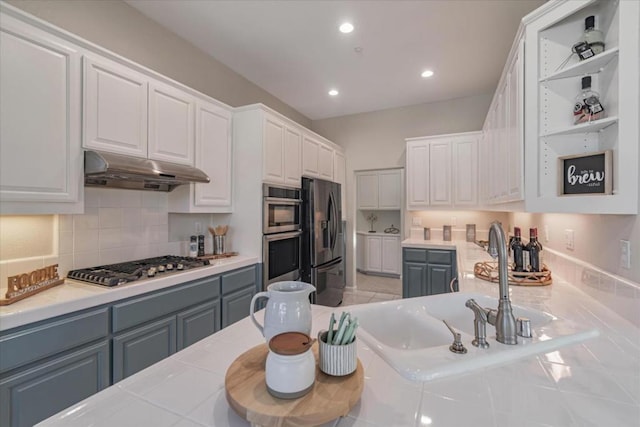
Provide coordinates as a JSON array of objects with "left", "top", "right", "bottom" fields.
[{"left": 329, "top": 191, "right": 338, "bottom": 251}]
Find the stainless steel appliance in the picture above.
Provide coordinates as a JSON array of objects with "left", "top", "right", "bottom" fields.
[
  {"left": 67, "top": 255, "right": 210, "bottom": 286},
  {"left": 301, "top": 177, "right": 345, "bottom": 307},
  {"left": 262, "top": 184, "right": 303, "bottom": 289},
  {"left": 84, "top": 150, "right": 209, "bottom": 192},
  {"left": 263, "top": 184, "right": 302, "bottom": 234}
]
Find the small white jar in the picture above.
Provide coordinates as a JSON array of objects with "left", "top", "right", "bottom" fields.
[{"left": 265, "top": 332, "right": 315, "bottom": 399}]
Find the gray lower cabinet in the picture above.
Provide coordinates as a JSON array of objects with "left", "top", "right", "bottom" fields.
[
  {"left": 0, "top": 263, "right": 258, "bottom": 425},
  {"left": 402, "top": 248, "right": 457, "bottom": 298},
  {"left": 221, "top": 266, "right": 259, "bottom": 328},
  {"left": 112, "top": 316, "right": 177, "bottom": 382},
  {"left": 177, "top": 300, "right": 221, "bottom": 351}
]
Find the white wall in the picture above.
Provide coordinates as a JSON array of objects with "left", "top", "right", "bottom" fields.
[{"left": 312, "top": 93, "right": 494, "bottom": 287}]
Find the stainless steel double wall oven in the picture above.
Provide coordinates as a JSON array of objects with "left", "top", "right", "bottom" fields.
[{"left": 262, "top": 184, "right": 302, "bottom": 289}]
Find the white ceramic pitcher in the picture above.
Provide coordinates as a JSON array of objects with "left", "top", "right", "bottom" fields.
[{"left": 249, "top": 281, "right": 315, "bottom": 342}]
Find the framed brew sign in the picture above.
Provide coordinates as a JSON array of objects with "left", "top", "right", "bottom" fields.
[{"left": 558, "top": 150, "right": 612, "bottom": 196}]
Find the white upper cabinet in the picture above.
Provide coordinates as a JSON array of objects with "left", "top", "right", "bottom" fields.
[
  {"left": 283, "top": 126, "right": 302, "bottom": 187},
  {"left": 406, "top": 141, "right": 430, "bottom": 209},
  {"left": 0, "top": 13, "right": 83, "bottom": 213},
  {"left": 83, "top": 56, "right": 148, "bottom": 158},
  {"left": 85, "top": 56, "right": 196, "bottom": 166},
  {"left": 148, "top": 81, "right": 195, "bottom": 166},
  {"left": 523, "top": 0, "right": 638, "bottom": 214},
  {"left": 318, "top": 143, "right": 334, "bottom": 180},
  {"left": 452, "top": 136, "right": 478, "bottom": 206},
  {"left": 356, "top": 169, "right": 402, "bottom": 210},
  {"left": 406, "top": 132, "right": 480, "bottom": 210},
  {"left": 301, "top": 133, "right": 320, "bottom": 178},
  {"left": 429, "top": 141, "right": 452, "bottom": 206},
  {"left": 262, "top": 113, "right": 302, "bottom": 187},
  {"left": 169, "top": 99, "right": 232, "bottom": 213}
]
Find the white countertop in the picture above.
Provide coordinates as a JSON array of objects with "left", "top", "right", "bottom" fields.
[
  {"left": 36, "top": 243, "right": 640, "bottom": 427},
  {"left": 0, "top": 256, "right": 259, "bottom": 332}
]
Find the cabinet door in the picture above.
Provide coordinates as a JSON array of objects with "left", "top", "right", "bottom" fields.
[
  {"left": 506, "top": 38, "right": 524, "bottom": 202},
  {"left": 453, "top": 137, "right": 478, "bottom": 206},
  {"left": 406, "top": 141, "right": 429, "bottom": 209},
  {"left": 0, "top": 16, "right": 81, "bottom": 207},
  {"left": 378, "top": 170, "right": 402, "bottom": 209},
  {"left": 112, "top": 317, "right": 176, "bottom": 382},
  {"left": 318, "top": 144, "right": 334, "bottom": 180},
  {"left": 427, "top": 264, "right": 452, "bottom": 296},
  {"left": 177, "top": 300, "right": 220, "bottom": 351},
  {"left": 381, "top": 237, "right": 400, "bottom": 275},
  {"left": 402, "top": 262, "right": 427, "bottom": 298},
  {"left": 494, "top": 92, "right": 508, "bottom": 202},
  {"left": 0, "top": 341, "right": 109, "bottom": 427},
  {"left": 283, "top": 126, "right": 302, "bottom": 187},
  {"left": 429, "top": 141, "right": 452, "bottom": 206},
  {"left": 148, "top": 81, "right": 195, "bottom": 165},
  {"left": 263, "top": 116, "right": 285, "bottom": 183},
  {"left": 83, "top": 56, "right": 148, "bottom": 158},
  {"left": 301, "top": 134, "right": 320, "bottom": 177},
  {"left": 365, "top": 236, "right": 382, "bottom": 272},
  {"left": 194, "top": 100, "right": 232, "bottom": 208},
  {"left": 221, "top": 286, "right": 255, "bottom": 328},
  {"left": 356, "top": 172, "right": 378, "bottom": 209}
]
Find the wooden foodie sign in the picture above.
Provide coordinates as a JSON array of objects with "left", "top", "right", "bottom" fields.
[
  {"left": 0, "top": 264, "right": 64, "bottom": 305},
  {"left": 558, "top": 150, "right": 612, "bottom": 196}
]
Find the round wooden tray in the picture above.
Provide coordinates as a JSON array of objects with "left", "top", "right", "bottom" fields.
[
  {"left": 474, "top": 261, "right": 553, "bottom": 286},
  {"left": 225, "top": 343, "right": 364, "bottom": 427}
]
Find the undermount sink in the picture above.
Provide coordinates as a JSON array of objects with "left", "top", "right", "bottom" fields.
[{"left": 349, "top": 292, "right": 599, "bottom": 381}]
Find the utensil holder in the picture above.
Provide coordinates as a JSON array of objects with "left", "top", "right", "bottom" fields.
[
  {"left": 213, "top": 235, "right": 225, "bottom": 255},
  {"left": 318, "top": 330, "right": 357, "bottom": 376}
]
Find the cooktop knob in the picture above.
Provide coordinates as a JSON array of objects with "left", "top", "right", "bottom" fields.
[
  {"left": 177, "top": 263, "right": 184, "bottom": 270},
  {"left": 166, "top": 263, "right": 174, "bottom": 271},
  {"left": 147, "top": 267, "right": 156, "bottom": 277},
  {"left": 157, "top": 265, "right": 165, "bottom": 273}
]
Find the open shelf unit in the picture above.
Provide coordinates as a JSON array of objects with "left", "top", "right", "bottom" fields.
[{"left": 524, "top": 0, "right": 639, "bottom": 214}]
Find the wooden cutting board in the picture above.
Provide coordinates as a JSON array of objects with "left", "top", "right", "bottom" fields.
[{"left": 225, "top": 343, "right": 364, "bottom": 427}]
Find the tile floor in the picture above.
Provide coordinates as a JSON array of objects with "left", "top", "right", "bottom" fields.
[{"left": 342, "top": 273, "right": 401, "bottom": 306}]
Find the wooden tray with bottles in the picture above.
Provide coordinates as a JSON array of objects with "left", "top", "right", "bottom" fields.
[{"left": 474, "top": 261, "right": 552, "bottom": 286}]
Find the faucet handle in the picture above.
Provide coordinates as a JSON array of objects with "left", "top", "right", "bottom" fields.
[
  {"left": 442, "top": 320, "right": 467, "bottom": 354},
  {"left": 517, "top": 317, "right": 532, "bottom": 338}
]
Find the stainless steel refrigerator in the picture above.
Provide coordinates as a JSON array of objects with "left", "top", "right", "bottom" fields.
[{"left": 301, "top": 177, "right": 345, "bottom": 306}]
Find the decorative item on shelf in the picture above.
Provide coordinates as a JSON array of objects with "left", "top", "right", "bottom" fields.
[
  {"left": 384, "top": 224, "right": 400, "bottom": 234},
  {"left": 0, "top": 264, "right": 64, "bottom": 305},
  {"left": 443, "top": 225, "right": 452, "bottom": 241},
  {"left": 573, "top": 76, "right": 604, "bottom": 124},
  {"left": 572, "top": 15, "right": 605, "bottom": 61},
  {"left": 558, "top": 150, "right": 612, "bottom": 196},
  {"left": 366, "top": 213, "right": 377, "bottom": 233},
  {"left": 474, "top": 261, "right": 552, "bottom": 286}
]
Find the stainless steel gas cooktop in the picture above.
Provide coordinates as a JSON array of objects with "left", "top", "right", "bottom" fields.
[{"left": 67, "top": 255, "right": 210, "bottom": 287}]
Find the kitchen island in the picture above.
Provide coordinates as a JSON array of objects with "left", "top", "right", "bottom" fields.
[{"left": 36, "top": 243, "right": 639, "bottom": 426}]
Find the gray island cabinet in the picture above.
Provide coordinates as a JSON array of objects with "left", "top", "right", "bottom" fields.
[
  {"left": 0, "top": 264, "right": 259, "bottom": 427},
  {"left": 402, "top": 247, "right": 458, "bottom": 298}
]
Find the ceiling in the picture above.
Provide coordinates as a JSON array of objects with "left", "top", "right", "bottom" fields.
[{"left": 127, "top": 1, "right": 546, "bottom": 120}]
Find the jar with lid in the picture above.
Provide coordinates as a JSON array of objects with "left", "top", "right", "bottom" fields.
[{"left": 265, "top": 332, "right": 315, "bottom": 399}]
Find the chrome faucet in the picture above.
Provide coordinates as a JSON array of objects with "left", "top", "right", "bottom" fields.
[{"left": 467, "top": 221, "right": 518, "bottom": 345}]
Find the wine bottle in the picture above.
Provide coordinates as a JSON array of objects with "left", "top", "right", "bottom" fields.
[
  {"left": 572, "top": 15, "right": 605, "bottom": 61},
  {"left": 526, "top": 228, "right": 543, "bottom": 272},
  {"left": 573, "top": 76, "right": 604, "bottom": 124},
  {"left": 510, "top": 227, "right": 525, "bottom": 272}
]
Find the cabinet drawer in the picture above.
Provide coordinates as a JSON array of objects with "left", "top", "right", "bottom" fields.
[
  {"left": 112, "top": 276, "right": 219, "bottom": 333},
  {"left": 403, "top": 248, "right": 428, "bottom": 263},
  {"left": 221, "top": 266, "right": 256, "bottom": 295},
  {"left": 0, "top": 308, "right": 109, "bottom": 374},
  {"left": 427, "top": 250, "right": 454, "bottom": 265}
]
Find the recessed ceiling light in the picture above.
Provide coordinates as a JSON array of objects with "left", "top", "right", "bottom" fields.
[
  {"left": 339, "top": 22, "right": 354, "bottom": 33},
  {"left": 328, "top": 89, "right": 339, "bottom": 96},
  {"left": 421, "top": 70, "right": 434, "bottom": 78}
]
